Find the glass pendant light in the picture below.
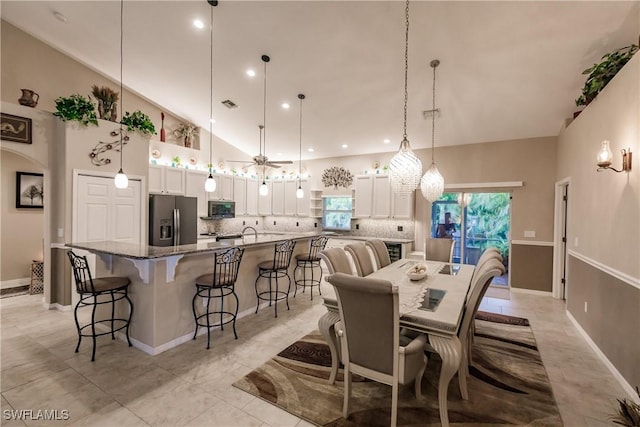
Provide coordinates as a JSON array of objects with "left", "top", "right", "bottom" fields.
[
  {"left": 420, "top": 59, "right": 445, "bottom": 202},
  {"left": 296, "top": 93, "right": 305, "bottom": 199},
  {"left": 114, "top": 0, "right": 128, "bottom": 189},
  {"left": 389, "top": 0, "right": 422, "bottom": 197},
  {"left": 204, "top": 1, "right": 218, "bottom": 193}
]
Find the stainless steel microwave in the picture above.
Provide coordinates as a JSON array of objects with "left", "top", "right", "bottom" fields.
[{"left": 207, "top": 200, "right": 235, "bottom": 219}]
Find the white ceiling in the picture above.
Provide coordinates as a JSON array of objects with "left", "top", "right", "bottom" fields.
[{"left": 2, "top": 1, "right": 638, "bottom": 162}]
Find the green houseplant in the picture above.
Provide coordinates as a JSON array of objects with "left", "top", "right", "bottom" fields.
[
  {"left": 120, "top": 110, "right": 157, "bottom": 136},
  {"left": 53, "top": 94, "right": 98, "bottom": 127},
  {"left": 576, "top": 44, "right": 638, "bottom": 107}
]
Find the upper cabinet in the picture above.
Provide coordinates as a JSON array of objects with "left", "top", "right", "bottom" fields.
[
  {"left": 296, "top": 179, "right": 311, "bottom": 216},
  {"left": 185, "top": 170, "right": 208, "bottom": 216},
  {"left": 353, "top": 174, "right": 413, "bottom": 220},
  {"left": 233, "top": 176, "right": 246, "bottom": 215},
  {"left": 246, "top": 178, "right": 258, "bottom": 216},
  {"left": 208, "top": 174, "right": 233, "bottom": 201},
  {"left": 258, "top": 181, "right": 272, "bottom": 215},
  {"left": 271, "top": 180, "right": 285, "bottom": 215},
  {"left": 149, "top": 164, "right": 186, "bottom": 195}
]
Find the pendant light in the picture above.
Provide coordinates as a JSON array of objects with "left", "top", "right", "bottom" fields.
[
  {"left": 388, "top": 0, "right": 422, "bottom": 197},
  {"left": 258, "top": 125, "right": 268, "bottom": 196},
  {"left": 420, "top": 59, "right": 445, "bottom": 202},
  {"left": 259, "top": 55, "right": 270, "bottom": 197},
  {"left": 113, "top": 0, "right": 128, "bottom": 189},
  {"left": 296, "top": 93, "right": 305, "bottom": 199},
  {"left": 204, "top": 1, "right": 218, "bottom": 193}
]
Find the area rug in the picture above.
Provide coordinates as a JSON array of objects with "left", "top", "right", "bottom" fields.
[{"left": 233, "top": 312, "right": 562, "bottom": 426}]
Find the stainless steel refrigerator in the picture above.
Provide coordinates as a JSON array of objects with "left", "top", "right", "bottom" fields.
[{"left": 149, "top": 195, "right": 197, "bottom": 246}]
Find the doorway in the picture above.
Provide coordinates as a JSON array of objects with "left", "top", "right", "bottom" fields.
[
  {"left": 552, "top": 178, "right": 570, "bottom": 300},
  {"left": 431, "top": 192, "right": 511, "bottom": 286}
]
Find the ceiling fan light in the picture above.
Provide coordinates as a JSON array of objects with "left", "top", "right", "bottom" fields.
[
  {"left": 420, "top": 163, "right": 444, "bottom": 202},
  {"left": 389, "top": 137, "right": 422, "bottom": 197},
  {"left": 204, "top": 174, "right": 216, "bottom": 192}
]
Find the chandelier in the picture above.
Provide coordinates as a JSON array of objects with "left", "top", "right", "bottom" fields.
[
  {"left": 420, "top": 59, "right": 445, "bottom": 202},
  {"left": 388, "top": 0, "right": 422, "bottom": 197}
]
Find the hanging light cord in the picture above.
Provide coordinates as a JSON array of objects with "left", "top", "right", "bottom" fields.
[
  {"left": 209, "top": 4, "right": 213, "bottom": 174},
  {"left": 262, "top": 59, "right": 267, "bottom": 157},
  {"left": 119, "top": 0, "right": 124, "bottom": 171},
  {"left": 298, "top": 95, "right": 303, "bottom": 186},
  {"left": 402, "top": 0, "right": 409, "bottom": 140},
  {"left": 431, "top": 63, "right": 436, "bottom": 164}
]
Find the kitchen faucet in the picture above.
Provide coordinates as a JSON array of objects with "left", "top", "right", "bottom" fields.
[{"left": 241, "top": 226, "right": 258, "bottom": 239}]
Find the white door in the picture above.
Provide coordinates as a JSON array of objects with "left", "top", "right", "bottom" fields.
[{"left": 76, "top": 174, "right": 142, "bottom": 243}]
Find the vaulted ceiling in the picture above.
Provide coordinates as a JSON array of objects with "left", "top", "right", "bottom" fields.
[{"left": 3, "top": 1, "right": 638, "bottom": 161}]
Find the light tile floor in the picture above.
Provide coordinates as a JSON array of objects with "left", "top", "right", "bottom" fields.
[{"left": 0, "top": 284, "right": 632, "bottom": 426}]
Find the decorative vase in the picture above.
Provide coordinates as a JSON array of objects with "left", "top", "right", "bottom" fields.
[
  {"left": 18, "top": 89, "right": 39, "bottom": 108},
  {"left": 160, "top": 112, "right": 166, "bottom": 142},
  {"left": 97, "top": 100, "right": 117, "bottom": 121}
]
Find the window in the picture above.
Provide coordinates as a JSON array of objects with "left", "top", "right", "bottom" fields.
[{"left": 322, "top": 196, "right": 352, "bottom": 231}]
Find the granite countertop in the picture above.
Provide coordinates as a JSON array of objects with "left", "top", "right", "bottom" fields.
[
  {"left": 325, "top": 235, "right": 414, "bottom": 244},
  {"left": 67, "top": 232, "right": 322, "bottom": 260}
]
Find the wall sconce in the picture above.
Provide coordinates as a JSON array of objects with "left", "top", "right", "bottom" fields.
[{"left": 597, "top": 140, "right": 632, "bottom": 173}]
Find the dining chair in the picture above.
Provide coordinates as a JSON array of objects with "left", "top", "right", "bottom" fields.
[
  {"left": 327, "top": 272, "right": 427, "bottom": 427},
  {"left": 67, "top": 250, "right": 133, "bottom": 362},
  {"left": 468, "top": 247, "right": 503, "bottom": 299},
  {"left": 319, "top": 248, "right": 353, "bottom": 275},
  {"left": 425, "top": 237, "right": 455, "bottom": 264},
  {"left": 344, "top": 242, "right": 375, "bottom": 276},
  {"left": 365, "top": 239, "right": 392, "bottom": 270}
]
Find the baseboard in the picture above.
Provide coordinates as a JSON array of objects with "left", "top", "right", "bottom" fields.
[
  {"left": 1, "top": 277, "right": 30, "bottom": 290},
  {"left": 566, "top": 310, "right": 639, "bottom": 403},
  {"left": 44, "top": 302, "right": 72, "bottom": 312},
  {"left": 510, "top": 288, "right": 552, "bottom": 296}
]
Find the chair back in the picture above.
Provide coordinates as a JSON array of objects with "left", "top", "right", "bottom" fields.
[
  {"left": 365, "top": 239, "right": 391, "bottom": 269},
  {"left": 270, "top": 239, "right": 296, "bottom": 270},
  {"left": 328, "top": 272, "right": 398, "bottom": 375},
  {"left": 212, "top": 247, "right": 244, "bottom": 286},
  {"left": 67, "top": 250, "right": 95, "bottom": 294},
  {"left": 425, "top": 237, "right": 455, "bottom": 263},
  {"left": 319, "top": 248, "right": 353, "bottom": 275},
  {"left": 470, "top": 247, "right": 503, "bottom": 285},
  {"left": 344, "top": 243, "right": 375, "bottom": 277},
  {"left": 459, "top": 258, "right": 506, "bottom": 338},
  {"left": 308, "top": 235, "right": 329, "bottom": 260}
]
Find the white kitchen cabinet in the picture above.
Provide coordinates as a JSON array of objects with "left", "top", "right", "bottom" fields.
[
  {"left": 372, "top": 175, "right": 391, "bottom": 218},
  {"left": 246, "top": 178, "right": 258, "bottom": 215},
  {"left": 284, "top": 179, "right": 297, "bottom": 216},
  {"left": 296, "top": 179, "right": 311, "bottom": 216},
  {"left": 392, "top": 190, "right": 413, "bottom": 219},
  {"left": 208, "top": 174, "right": 233, "bottom": 201},
  {"left": 185, "top": 170, "right": 208, "bottom": 216},
  {"left": 353, "top": 175, "right": 373, "bottom": 218},
  {"left": 233, "top": 176, "right": 246, "bottom": 215},
  {"left": 271, "top": 180, "right": 285, "bottom": 215},
  {"left": 258, "top": 181, "right": 272, "bottom": 215},
  {"left": 148, "top": 164, "right": 186, "bottom": 195}
]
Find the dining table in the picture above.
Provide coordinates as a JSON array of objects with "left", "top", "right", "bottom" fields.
[{"left": 318, "top": 258, "right": 475, "bottom": 427}]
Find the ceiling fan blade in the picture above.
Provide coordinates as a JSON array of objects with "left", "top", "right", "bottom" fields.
[
  {"left": 268, "top": 160, "right": 293, "bottom": 164},
  {"left": 227, "top": 159, "right": 255, "bottom": 164},
  {"left": 264, "top": 163, "right": 282, "bottom": 168}
]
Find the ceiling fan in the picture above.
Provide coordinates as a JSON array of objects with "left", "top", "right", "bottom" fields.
[{"left": 228, "top": 55, "right": 293, "bottom": 170}]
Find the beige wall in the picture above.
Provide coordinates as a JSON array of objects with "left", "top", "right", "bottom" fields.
[
  {"left": 0, "top": 151, "right": 44, "bottom": 281},
  {"left": 557, "top": 54, "right": 639, "bottom": 390}
]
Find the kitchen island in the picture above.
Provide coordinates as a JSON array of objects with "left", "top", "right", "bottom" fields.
[{"left": 68, "top": 232, "right": 321, "bottom": 355}]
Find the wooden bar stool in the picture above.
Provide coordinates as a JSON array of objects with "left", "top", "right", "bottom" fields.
[
  {"left": 255, "top": 239, "right": 296, "bottom": 317},
  {"left": 67, "top": 251, "right": 133, "bottom": 362},
  {"left": 192, "top": 247, "right": 245, "bottom": 349},
  {"left": 293, "top": 235, "right": 328, "bottom": 300}
]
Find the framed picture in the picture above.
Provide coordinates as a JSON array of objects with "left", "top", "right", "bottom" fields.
[
  {"left": 1, "top": 113, "right": 32, "bottom": 144},
  {"left": 16, "top": 172, "right": 44, "bottom": 209}
]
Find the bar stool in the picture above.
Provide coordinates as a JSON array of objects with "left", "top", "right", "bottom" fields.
[
  {"left": 293, "top": 235, "right": 328, "bottom": 300},
  {"left": 192, "top": 247, "right": 244, "bottom": 349},
  {"left": 67, "top": 251, "right": 133, "bottom": 362},
  {"left": 255, "top": 239, "right": 296, "bottom": 317}
]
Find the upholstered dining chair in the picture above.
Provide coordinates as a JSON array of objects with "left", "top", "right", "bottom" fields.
[
  {"left": 469, "top": 247, "right": 503, "bottom": 293},
  {"left": 327, "top": 272, "right": 427, "bottom": 427},
  {"left": 319, "top": 248, "right": 353, "bottom": 276},
  {"left": 344, "top": 242, "right": 375, "bottom": 277},
  {"left": 425, "top": 237, "right": 455, "bottom": 264},
  {"left": 365, "top": 239, "right": 392, "bottom": 270}
]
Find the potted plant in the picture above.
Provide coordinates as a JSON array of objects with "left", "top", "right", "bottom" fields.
[
  {"left": 53, "top": 94, "right": 98, "bottom": 127},
  {"left": 576, "top": 44, "right": 638, "bottom": 108},
  {"left": 120, "top": 110, "right": 157, "bottom": 137},
  {"left": 171, "top": 156, "right": 181, "bottom": 167},
  {"left": 91, "top": 85, "right": 119, "bottom": 122},
  {"left": 173, "top": 122, "right": 199, "bottom": 148}
]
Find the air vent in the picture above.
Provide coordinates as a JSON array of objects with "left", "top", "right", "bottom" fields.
[
  {"left": 221, "top": 99, "right": 238, "bottom": 109},
  {"left": 422, "top": 108, "right": 441, "bottom": 119}
]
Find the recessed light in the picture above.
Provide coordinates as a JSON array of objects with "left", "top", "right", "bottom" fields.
[
  {"left": 341, "top": 144, "right": 348, "bottom": 148},
  {"left": 383, "top": 138, "right": 391, "bottom": 144},
  {"left": 53, "top": 11, "right": 68, "bottom": 23},
  {"left": 193, "top": 19, "right": 205, "bottom": 29},
  {"left": 307, "top": 148, "right": 314, "bottom": 152},
  {"left": 281, "top": 103, "right": 290, "bottom": 109},
  {"left": 246, "top": 69, "right": 255, "bottom": 77}
]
